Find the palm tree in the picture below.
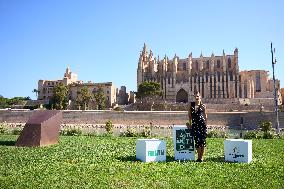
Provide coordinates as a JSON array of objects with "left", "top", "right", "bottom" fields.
[{"left": 32, "top": 89, "right": 39, "bottom": 100}]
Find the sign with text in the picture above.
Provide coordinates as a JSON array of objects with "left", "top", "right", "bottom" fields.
[
  {"left": 173, "top": 125, "right": 195, "bottom": 160},
  {"left": 136, "top": 139, "right": 166, "bottom": 162},
  {"left": 224, "top": 139, "right": 252, "bottom": 163}
]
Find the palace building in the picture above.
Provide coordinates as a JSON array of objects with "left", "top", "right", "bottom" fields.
[{"left": 137, "top": 43, "right": 281, "bottom": 104}]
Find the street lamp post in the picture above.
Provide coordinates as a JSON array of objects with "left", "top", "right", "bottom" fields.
[{"left": 271, "top": 42, "right": 280, "bottom": 134}]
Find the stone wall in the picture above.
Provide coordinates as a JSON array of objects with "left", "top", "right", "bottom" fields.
[{"left": 0, "top": 109, "right": 283, "bottom": 130}]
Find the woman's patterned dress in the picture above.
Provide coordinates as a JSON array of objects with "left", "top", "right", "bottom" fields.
[{"left": 190, "top": 102, "right": 207, "bottom": 148}]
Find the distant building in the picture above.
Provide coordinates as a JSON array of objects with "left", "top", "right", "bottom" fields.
[
  {"left": 117, "top": 86, "right": 128, "bottom": 105},
  {"left": 137, "top": 43, "right": 281, "bottom": 105},
  {"left": 37, "top": 67, "right": 116, "bottom": 109},
  {"left": 281, "top": 88, "right": 284, "bottom": 106},
  {"left": 69, "top": 81, "right": 116, "bottom": 109},
  {"left": 38, "top": 67, "right": 78, "bottom": 100}
]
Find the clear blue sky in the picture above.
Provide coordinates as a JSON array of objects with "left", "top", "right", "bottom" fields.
[{"left": 0, "top": 0, "right": 283, "bottom": 99}]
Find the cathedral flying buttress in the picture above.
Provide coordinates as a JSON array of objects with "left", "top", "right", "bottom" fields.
[{"left": 137, "top": 43, "right": 241, "bottom": 103}]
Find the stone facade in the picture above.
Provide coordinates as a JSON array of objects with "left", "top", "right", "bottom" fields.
[
  {"left": 38, "top": 67, "right": 78, "bottom": 100},
  {"left": 37, "top": 67, "right": 116, "bottom": 108},
  {"left": 281, "top": 88, "right": 284, "bottom": 106},
  {"left": 116, "top": 86, "right": 136, "bottom": 105},
  {"left": 69, "top": 82, "right": 116, "bottom": 109},
  {"left": 117, "top": 86, "right": 129, "bottom": 105},
  {"left": 137, "top": 43, "right": 281, "bottom": 104}
]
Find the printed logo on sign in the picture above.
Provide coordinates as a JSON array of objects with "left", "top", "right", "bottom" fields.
[
  {"left": 147, "top": 150, "right": 165, "bottom": 157},
  {"left": 176, "top": 129, "right": 194, "bottom": 151},
  {"left": 229, "top": 146, "right": 244, "bottom": 158}
]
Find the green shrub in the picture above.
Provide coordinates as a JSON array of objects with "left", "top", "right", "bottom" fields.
[
  {"left": 262, "top": 131, "right": 274, "bottom": 139},
  {"left": 60, "top": 128, "right": 82, "bottom": 136},
  {"left": 105, "top": 120, "right": 113, "bottom": 134},
  {"left": 11, "top": 128, "right": 22, "bottom": 135},
  {"left": 207, "top": 130, "right": 228, "bottom": 138},
  {"left": 0, "top": 123, "right": 8, "bottom": 134},
  {"left": 259, "top": 121, "right": 272, "bottom": 133},
  {"left": 140, "top": 126, "right": 151, "bottom": 137},
  {"left": 120, "top": 128, "right": 138, "bottom": 137},
  {"left": 244, "top": 130, "right": 261, "bottom": 139}
]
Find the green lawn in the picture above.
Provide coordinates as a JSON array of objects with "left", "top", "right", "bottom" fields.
[{"left": 0, "top": 135, "right": 283, "bottom": 189}]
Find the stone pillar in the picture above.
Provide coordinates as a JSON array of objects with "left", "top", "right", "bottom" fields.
[
  {"left": 248, "top": 80, "right": 252, "bottom": 98},
  {"left": 236, "top": 75, "right": 240, "bottom": 98},
  {"left": 241, "top": 82, "right": 245, "bottom": 98},
  {"left": 228, "top": 76, "right": 231, "bottom": 98},
  {"left": 199, "top": 76, "right": 204, "bottom": 97},
  {"left": 203, "top": 75, "right": 207, "bottom": 99},
  {"left": 220, "top": 74, "right": 224, "bottom": 98},
  {"left": 189, "top": 76, "right": 192, "bottom": 92},
  {"left": 251, "top": 80, "right": 255, "bottom": 98},
  {"left": 211, "top": 74, "right": 214, "bottom": 99},
  {"left": 232, "top": 74, "right": 236, "bottom": 98}
]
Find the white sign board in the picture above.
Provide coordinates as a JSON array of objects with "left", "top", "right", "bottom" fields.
[
  {"left": 173, "top": 125, "right": 195, "bottom": 161},
  {"left": 224, "top": 139, "right": 252, "bottom": 163},
  {"left": 136, "top": 139, "right": 166, "bottom": 162}
]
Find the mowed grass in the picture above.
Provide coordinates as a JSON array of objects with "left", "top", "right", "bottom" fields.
[{"left": 0, "top": 135, "right": 283, "bottom": 189}]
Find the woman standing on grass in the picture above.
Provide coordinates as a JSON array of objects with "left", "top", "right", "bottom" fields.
[{"left": 187, "top": 91, "right": 208, "bottom": 162}]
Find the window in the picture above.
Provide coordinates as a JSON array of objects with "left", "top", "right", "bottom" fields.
[
  {"left": 206, "top": 73, "right": 209, "bottom": 82},
  {"left": 217, "top": 60, "right": 221, "bottom": 68},
  {"left": 107, "top": 96, "right": 110, "bottom": 101},
  {"left": 183, "top": 62, "right": 186, "bottom": 71},
  {"left": 107, "top": 91, "right": 109, "bottom": 94},
  {"left": 229, "top": 71, "right": 233, "bottom": 81},
  {"left": 217, "top": 72, "right": 221, "bottom": 82},
  {"left": 195, "top": 60, "right": 198, "bottom": 70},
  {"left": 228, "top": 58, "right": 232, "bottom": 68},
  {"left": 206, "top": 60, "right": 209, "bottom": 69},
  {"left": 256, "top": 72, "right": 261, "bottom": 92}
]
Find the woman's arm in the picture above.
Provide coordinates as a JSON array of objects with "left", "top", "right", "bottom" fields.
[
  {"left": 187, "top": 104, "right": 192, "bottom": 128},
  {"left": 204, "top": 104, "right": 208, "bottom": 122}
]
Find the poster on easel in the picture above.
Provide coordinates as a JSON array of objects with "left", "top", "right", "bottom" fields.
[{"left": 173, "top": 125, "right": 195, "bottom": 160}]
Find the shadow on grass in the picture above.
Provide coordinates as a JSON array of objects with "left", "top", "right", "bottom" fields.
[
  {"left": 0, "top": 140, "right": 16, "bottom": 146},
  {"left": 116, "top": 155, "right": 177, "bottom": 162},
  {"left": 205, "top": 156, "right": 225, "bottom": 162},
  {"left": 116, "top": 156, "right": 138, "bottom": 162}
]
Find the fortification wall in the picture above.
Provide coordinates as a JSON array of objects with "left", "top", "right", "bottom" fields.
[{"left": 0, "top": 110, "right": 283, "bottom": 130}]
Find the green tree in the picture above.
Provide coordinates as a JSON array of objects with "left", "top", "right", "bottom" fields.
[
  {"left": 50, "top": 83, "right": 68, "bottom": 110},
  {"left": 76, "top": 86, "right": 92, "bottom": 110},
  {"left": 0, "top": 95, "right": 8, "bottom": 108},
  {"left": 136, "top": 81, "right": 163, "bottom": 110},
  {"left": 93, "top": 85, "right": 106, "bottom": 110}
]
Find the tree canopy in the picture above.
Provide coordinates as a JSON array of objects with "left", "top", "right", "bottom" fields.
[
  {"left": 136, "top": 81, "right": 163, "bottom": 100},
  {"left": 93, "top": 85, "right": 106, "bottom": 110},
  {"left": 76, "top": 86, "right": 92, "bottom": 110},
  {"left": 50, "top": 83, "right": 68, "bottom": 110}
]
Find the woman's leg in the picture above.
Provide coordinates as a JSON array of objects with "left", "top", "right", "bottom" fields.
[
  {"left": 197, "top": 146, "right": 202, "bottom": 160},
  {"left": 200, "top": 146, "right": 205, "bottom": 160}
]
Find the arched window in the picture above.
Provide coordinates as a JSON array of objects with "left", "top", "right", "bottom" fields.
[
  {"left": 195, "top": 60, "right": 198, "bottom": 70},
  {"left": 206, "top": 72, "right": 209, "bottom": 82},
  {"left": 228, "top": 58, "right": 231, "bottom": 68},
  {"left": 229, "top": 71, "right": 233, "bottom": 81},
  {"left": 217, "top": 60, "right": 221, "bottom": 68},
  {"left": 183, "top": 62, "right": 186, "bottom": 71},
  {"left": 206, "top": 60, "right": 210, "bottom": 69},
  {"left": 217, "top": 72, "right": 221, "bottom": 82}
]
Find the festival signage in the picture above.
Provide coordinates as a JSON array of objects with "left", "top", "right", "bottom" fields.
[
  {"left": 224, "top": 139, "right": 252, "bottom": 163},
  {"left": 136, "top": 139, "right": 166, "bottom": 162},
  {"left": 173, "top": 125, "right": 195, "bottom": 160}
]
